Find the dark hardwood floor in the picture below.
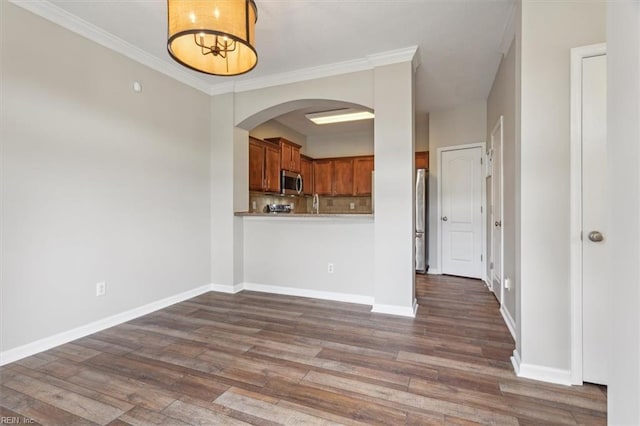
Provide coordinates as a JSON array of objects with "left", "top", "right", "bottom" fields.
[{"left": 0, "top": 274, "right": 607, "bottom": 425}]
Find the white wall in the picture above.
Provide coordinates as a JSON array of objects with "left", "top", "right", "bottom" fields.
[
  {"left": 517, "top": 0, "right": 605, "bottom": 374},
  {"left": 227, "top": 59, "right": 417, "bottom": 314},
  {"left": 235, "top": 71, "right": 374, "bottom": 128},
  {"left": 0, "top": 4, "right": 211, "bottom": 352},
  {"left": 416, "top": 113, "right": 429, "bottom": 152},
  {"left": 607, "top": 1, "right": 640, "bottom": 423},
  {"left": 243, "top": 218, "right": 374, "bottom": 299},
  {"left": 250, "top": 120, "right": 307, "bottom": 150},
  {"left": 306, "top": 129, "right": 374, "bottom": 158},
  {"left": 487, "top": 39, "right": 517, "bottom": 328},
  {"left": 208, "top": 70, "right": 376, "bottom": 297},
  {"left": 373, "top": 61, "right": 416, "bottom": 314},
  {"left": 427, "top": 102, "right": 487, "bottom": 272},
  {"left": 210, "top": 94, "right": 238, "bottom": 288},
  {"left": 251, "top": 111, "right": 424, "bottom": 161}
]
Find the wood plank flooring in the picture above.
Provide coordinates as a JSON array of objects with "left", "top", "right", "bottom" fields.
[{"left": 0, "top": 274, "right": 607, "bottom": 425}]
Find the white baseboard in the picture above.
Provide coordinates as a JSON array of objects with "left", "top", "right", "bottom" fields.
[
  {"left": 0, "top": 283, "right": 212, "bottom": 366},
  {"left": 239, "top": 282, "right": 374, "bottom": 306},
  {"left": 500, "top": 305, "right": 517, "bottom": 340},
  {"left": 2, "top": 280, "right": 416, "bottom": 365},
  {"left": 210, "top": 283, "right": 243, "bottom": 294},
  {"left": 511, "top": 349, "right": 521, "bottom": 374},
  {"left": 427, "top": 268, "right": 441, "bottom": 275},
  {"left": 515, "top": 359, "right": 572, "bottom": 386},
  {"left": 371, "top": 298, "right": 418, "bottom": 318}
]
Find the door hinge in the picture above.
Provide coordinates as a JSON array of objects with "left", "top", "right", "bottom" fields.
[
  {"left": 481, "top": 254, "right": 483, "bottom": 261},
  {"left": 480, "top": 157, "right": 483, "bottom": 165},
  {"left": 480, "top": 206, "right": 483, "bottom": 213},
  {"left": 490, "top": 261, "right": 494, "bottom": 269}
]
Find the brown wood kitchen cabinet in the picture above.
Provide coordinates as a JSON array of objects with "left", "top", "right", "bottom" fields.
[
  {"left": 313, "top": 159, "right": 333, "bottom": 195},
  {"left": 248, "top": 137, "right": 266, "bottom": 192},
  {"left": 264, "top": 144, "right": 281, "bottom": 192},
  {"left": 415, "top": 151, "right": 429, "bottom": 170},
  {"left": 333, "top": 158, "right": 354, "bottom": 195},
  {"left": 312, "top": 156, "right": 366, "bottom": 196},
  {"left": 300, "top": 155, "right": 314, "bottom": 195},
  {"left": 248, "top": 137, "right": 280, "bottom": 193},
  {"left": 353, "top": 156, "right": 374, "bottom": 195},
  {"left": 266, "top": 137, "right": 301, "bottom": 173}
]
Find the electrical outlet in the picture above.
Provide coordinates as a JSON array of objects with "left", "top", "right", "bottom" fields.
[
  {"left": 96, "top": 281, "right": 106, "bottom": 297},
  {"left": 504, "top": 277, "right": 512, "bottom": 290},
  {"left": 327, "top": 263, "right": 334, "bottom": 274},
  {"left": 252, "top": 201, "right": 257, "bottom": 211},
  {"left": 349, "top": 202, "right": 355, "bottom": 210}
]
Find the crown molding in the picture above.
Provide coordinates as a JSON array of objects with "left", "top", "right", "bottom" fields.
[
  {"left": 210, "top": 46, "right": 421, "bottom": 96},
  {"left": 12, "top": 0, "right": 420, "bottom": 98},
  {"left": 498, "top": 2, "right": 516, "bottom": 55},
  {"left": 367, "top": 45, "right": 419, "bottom": 71},
  {"left": 225, "top": 57, "right": 373, "bottom": 95},
  {"left": 9, "top": 0, "right": 212, "bottom": 94},
  {"left": 209, "top": 82, "right": 237, "bottom": 96}
]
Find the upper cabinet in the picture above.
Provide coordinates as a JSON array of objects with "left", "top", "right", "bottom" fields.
[
  {"left": 353, "top": 156, "right": 374, "bottom": 196},
  {"left": 313, "top": 159, "right": 334, "bottom": 195},
  {"left": 249, "top": 137, "right": 266, "bottom": 192},
  {"left": 333, "top": 158, "right": 355, "bottom": 195},
  {"left": 250, "top": 135, "right": 419, "bottom": 197},
  {"left": 264, "top": 144, "right": 281, "bottom": 192},
  {"left": 300, "top": 155, "right": 314, "bottom": 195},
  {"left": 249, "top": 137, "right": 280, "bottom": 193},
  {"left": 415, "top": 151, "right": 429, "bottom": 170},
  {"left": 312, "top": 155, "right": 374, "bottom": 196},
  {"left": 266, "top": 137, "right": 301, "bottom": 173}
]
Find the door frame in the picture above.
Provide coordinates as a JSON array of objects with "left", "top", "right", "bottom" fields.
[
  {"left": 569, "top": 42, "right": 606, "bottom": 385},
  {"left": 489, "top": 116, "right": 505, "bottom": 303},
  {"left": 436, "top": 142, "right": 487, "bottom": 280}
]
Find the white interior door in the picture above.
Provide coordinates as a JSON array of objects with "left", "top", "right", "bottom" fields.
[
  {"left": 441, "top": 147, "right": 483, "bottom": 279},
  {"left": 491, "top": 118, "right": 504, "bottom": 303},
  {"left": 582, "top": 53, "right": 608, "bottom": 385}
]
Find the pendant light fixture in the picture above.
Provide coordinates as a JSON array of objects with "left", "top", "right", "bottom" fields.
[{"left": 167, "top": 0, "right": 258, "bottom": 76}]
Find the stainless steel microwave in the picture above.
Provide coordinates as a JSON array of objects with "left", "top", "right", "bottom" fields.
[{"left": 281, "top": 170, "right": 302, "bottom": 195}]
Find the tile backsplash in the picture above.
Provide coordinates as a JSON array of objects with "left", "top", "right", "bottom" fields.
[{"left": 249, "top": 192, "right": 372, "bottom": 214}]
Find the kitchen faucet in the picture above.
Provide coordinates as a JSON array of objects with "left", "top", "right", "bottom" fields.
[{"left": 312, "top": 193, "right": 319, "bottom": 214}]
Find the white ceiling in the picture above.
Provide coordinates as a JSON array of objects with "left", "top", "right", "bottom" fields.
[
  {"left": 273, "top": 101, "right": 374, "bottom": 136},
  {"left": 30, "top": 0, "right": 514, "bottom": 128}
]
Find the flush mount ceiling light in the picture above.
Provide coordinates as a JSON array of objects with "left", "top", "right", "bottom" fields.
[
  {"left": 305, "top": 109, "right": 375, "bottom": 125},
  {"left": 167, "top": 0, "right": 258, "bottom": 76}
]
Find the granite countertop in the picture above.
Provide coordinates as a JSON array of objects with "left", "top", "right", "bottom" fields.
[{"left": 235, "top": 212, "right": 374, "bottom": 218}]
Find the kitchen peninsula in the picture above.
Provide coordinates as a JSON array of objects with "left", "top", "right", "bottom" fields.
[{"left": 233, "top": 122, "right": 427, "bottom": 306}]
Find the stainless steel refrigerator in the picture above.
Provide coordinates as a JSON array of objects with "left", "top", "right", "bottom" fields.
[{"left": 415, "top": 168, "right": 428, "bottom": 273}]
